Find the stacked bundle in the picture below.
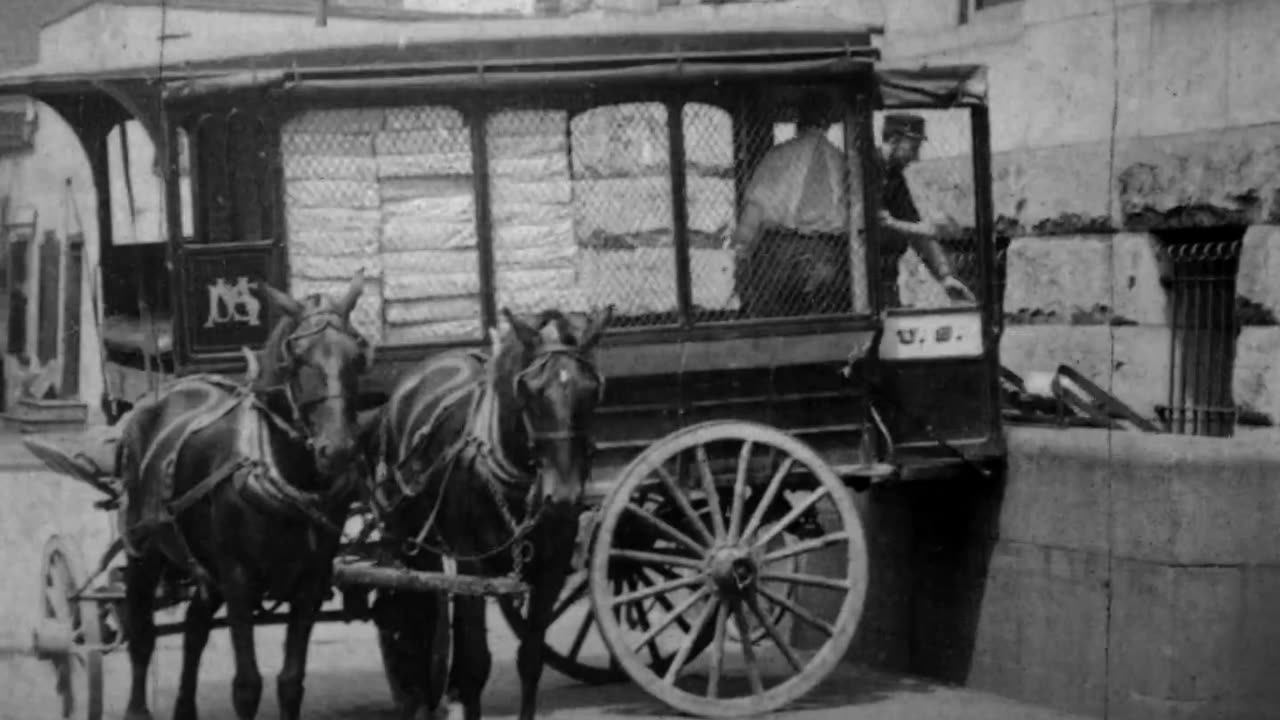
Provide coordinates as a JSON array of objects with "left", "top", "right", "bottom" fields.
[
  {"left": 281, "top": 108, "right": 386, "bottom": 342},
  {"left": 376, "top": 107, "right": 483, "bottom": 344},
  {"left": 487, "top": 109, "right": 583, "bottom": 312}
]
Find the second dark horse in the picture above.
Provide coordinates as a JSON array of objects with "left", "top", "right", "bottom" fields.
[
  {"left": 119, "top": 271, "right": 374, "bottom": 720},
  {"left": 369, "top": 305, "right": 613, "bottom": 720}
]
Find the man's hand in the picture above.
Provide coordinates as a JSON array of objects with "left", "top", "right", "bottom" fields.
[{"left": 941, "top": 275, "right": 977, "bottom": 304}]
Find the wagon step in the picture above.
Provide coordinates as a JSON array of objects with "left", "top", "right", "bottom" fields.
[{"left": 331, "top": 558, "right": 528, "bottom": 596}]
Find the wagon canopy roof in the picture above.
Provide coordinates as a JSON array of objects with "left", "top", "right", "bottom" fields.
[{"left": 0, "top": 12, "right": 986, "bottom": 108}]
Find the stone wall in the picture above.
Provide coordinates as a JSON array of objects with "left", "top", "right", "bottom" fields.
[{"left": 798, "top": 425, "right": 1280, "bottom": 719}]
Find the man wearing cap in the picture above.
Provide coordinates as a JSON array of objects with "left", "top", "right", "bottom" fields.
[
  {"left": 876, "top": 112, "right": 976, "bottom": 307},
  {"left": 730, "top": 95, "right": 974, "bottom": 316}
]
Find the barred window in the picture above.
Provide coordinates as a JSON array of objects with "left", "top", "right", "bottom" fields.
[{"left": 189, "top": 109, "right": 274, "bottom": 246}]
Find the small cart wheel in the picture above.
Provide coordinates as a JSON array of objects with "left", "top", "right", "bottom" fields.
[
  {"left": 34, "top": 535, "right": 104, "bottom": 720},
  {"left": 589, "top": 421, "right": 868, "bottom": 718},
  {"left": 498, "top": 568, "right": 625, "bottom": 685}
]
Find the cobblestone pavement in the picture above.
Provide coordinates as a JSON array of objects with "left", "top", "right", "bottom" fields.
[{"left": 3, "top": 602, "right": 1093, "bottom": 720}]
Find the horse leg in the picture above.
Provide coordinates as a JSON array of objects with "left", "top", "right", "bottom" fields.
[
  {"left": 276, "top": 575, "right": 327, "bottom": 720},
  {"left": 516, "top": 563, "right": 572, "bottom": 720},
  {"left": 449, "top": 595, "right": 491, "bottom": 720},
  {"left": 171, "top": 588, "right": 224, "bottom": 720},
  {"left": 222, "top": 566, "right": 263, "bottom": 719},
  {"left": 123, "top": 552, "right": 164, "bottom": 720}
]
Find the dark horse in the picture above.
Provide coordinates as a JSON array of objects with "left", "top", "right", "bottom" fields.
[
  {"left": 118, "top": 271, "right": 374, "bottom": 720},
  {"left": 368, "top": 305, "right": 612, "bottom": 720}
]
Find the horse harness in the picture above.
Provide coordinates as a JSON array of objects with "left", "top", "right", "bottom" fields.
[{"left": 376, "top": 343, "right": 602, "bottom": 579}]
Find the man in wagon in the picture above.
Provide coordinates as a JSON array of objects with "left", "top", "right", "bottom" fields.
[{"left": 731, "top": 92, "right": 976, "bottom": 316}]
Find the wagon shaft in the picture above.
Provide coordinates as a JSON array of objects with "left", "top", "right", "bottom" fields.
[{"left": 331, "top": 558, "right": 528, "bottom": 596}]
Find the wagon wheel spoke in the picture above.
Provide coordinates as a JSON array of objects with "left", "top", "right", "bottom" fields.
[
  {"left": 706, "top": 601, "right": 729, "bottom": 699},
  {"left": 609, "top": 549, "right": 704, "bottom": 570},
  {"left": 623, "top": 502, "right": 708, "bottom": 558},
  {"left": 611, "top": 570, "right": 706, "bottom": 611},
  {"left": 620, "top": 575, "right": 665, "bottom": 666},
  {"left": 757, "top": 585, "right": 835, "bottom": 639},
  {"left": 630, "top": 585, "right": 712, "bottom": 655},
  {"left": 730, "top": 603, "right": 765, "bottom": 695},
  {"left": 661, "top": 597, "right": 720, "bottom": 684},
  {"left": 739, "top": 455, "right": 795, "bottom": 543},
  {"left": 757, "top": 571, "right": 850, "bottom": 593},
  {"left": 567, "top": 599, "right": 595, "bottom": 664},
  {"left": 762, "top": 531, "right": 849, "bottom": 565},
  {"left": 641, "top": 568, "right": 697, "bottom": 634},
  {"left": 746, "top": 593, "right": 803, "bottom": 673},
  {"left": 693, "top": 445, "right": 727, "bottom": 540},
  {"left": 726, "top": 440, "right": 753, "bottom": 544},
  {"left": 752, "top": 485, "right": 830, "bottom": 551},
  {"left": 550, "top": 572, "right": 589, "bottom": 626},
  {"left": 653, "top": 465, "right": 716, "bottom": 548}
]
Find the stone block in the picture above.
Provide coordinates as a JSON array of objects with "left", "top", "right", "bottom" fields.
[
  {"left": 1104, "top": 431, "right": 1280, "bottom": 566},
  {"left": 1239, "top": 566, "right": 1280, "bottom": 705},
  {"left": 1226, "top": 0, "right": 1280, "bottom": 128},
  {"left": 1235, "top": 225, "right": 1280, "bottom": 322},
  {"left": 1138, "top": 2, "right": 1230, "bottom": 139},
  {"left": 1111, "top": 232, "right": 1169, "bottom": 325},
  {"left": 488, "top": 134, "right": 568, "bottom": 160},
  {"left": 580, "top": 248, "right": 678, "bottom": 314},
  {"left": 1001, "top": 236, "right": 1112, "bottom": 322},
  {"left": 1110, "top": 559, "right": 1176, "bottom": 701},
  {"left": 495, "top": 241, "right": 577, "bottom": 269},
  {"left": 1017, "top": 12, "right": 1119, "bottom": 150},
  {"left": 1167, "top": 566, "right": 1244, "bottom": 701},
  {"left": 1233, "top": 326, "right": 1280, "bottom": 425},
  {"left": 383, "top": 193, "right": 474, "bottom": 224},
  {"left": 290, "top": 227, "right": 381, "bottom": 258},
  {"left": 999, "top": 325, "right": 1171, "bottom": 420},
  {"left": 1002, "top": 428, "right": 1110, "bottom": 553},
  {"left": 380, "top": 176, "right": 473, "bottom": 204},
  {"left": 1114, "top": 123, "right": 1280, "bottom": 228},
  {"left": 571, "top": 103, "right": 669, "bottom": 177}
]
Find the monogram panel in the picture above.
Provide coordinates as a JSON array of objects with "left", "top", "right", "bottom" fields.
[{"left": 180, "top": 243, "right": 277, "bottom": 357}]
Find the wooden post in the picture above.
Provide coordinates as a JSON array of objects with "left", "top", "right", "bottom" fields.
[
  {"left": 316, "top": 0, "right": 328, "bottom": 27},
  {"left": 61, "top": 233, "right": 83, "bottom": 397}
]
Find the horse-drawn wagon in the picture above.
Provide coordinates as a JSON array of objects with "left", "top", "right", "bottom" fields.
[{"left": 7, "top": 11, "right": 1004, "bottom": 720}]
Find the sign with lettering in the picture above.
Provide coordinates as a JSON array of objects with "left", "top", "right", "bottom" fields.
[
  {"left": 879, "top": 311, "right": 984, "bottom": 360},
  {"left": 181, "top": 243, "right": 277, "bottom": 357}
]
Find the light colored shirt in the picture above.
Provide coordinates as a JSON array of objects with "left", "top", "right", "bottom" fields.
[{"left": 741, "top": 129, "right": 847, "bottom": 236}]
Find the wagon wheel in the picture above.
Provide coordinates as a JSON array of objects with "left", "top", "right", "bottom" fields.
[
  {"left": 589, "top": 421, "right": 868, "bottom": 718},
  {"left": 498, "top": 488, "right": 802, "bottom": 687},
  {"left": 35, "top": 535, "right": 104, "bottom": 720}
]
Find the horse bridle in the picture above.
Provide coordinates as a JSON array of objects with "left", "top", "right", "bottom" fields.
[
  {"left": 511, "top": 342, "right": 606, "bottom": 457},
  {"left": 274, "top": 309, "right": 369, "bottom": 445}
]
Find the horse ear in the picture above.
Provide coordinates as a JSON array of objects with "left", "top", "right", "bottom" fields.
[
  {"left": 258, "top": 282, "right": 304, "bottom": 319},
  {"left": 501, "top": 307, "right": 540, "bottom": 347},
  {"left": 241, "top": 346, "right": 261, "bottom": 383},
  {"left": 338, "top": 268, "right": 366, "bottom": 318},
  {"left": 579, "top": 304, "right": 614, "bottom": 352}
]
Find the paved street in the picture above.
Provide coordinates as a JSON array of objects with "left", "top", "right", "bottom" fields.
[{"left": 2, "top": 601, "right": 1093, "bottom": 720}]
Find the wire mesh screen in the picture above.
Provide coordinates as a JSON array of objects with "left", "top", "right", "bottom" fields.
[
  {"left": 684, "top": 86, "right": 868, "bottom": 321},
  {"left": 1159, "top": 233, "right": 1244, "bottom": 437},
  {"left": 872, "top": 107, "right": 981, "bottom": 311},
  {"left": 281, "top": 104, "right": 482, "bottom": 345},
  {"left": 488, "top": 103, "right": 676, "bottom": 328}
]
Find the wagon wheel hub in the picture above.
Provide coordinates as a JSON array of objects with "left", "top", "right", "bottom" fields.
[{"left": 706, "top": 547, "right": 757, "bottom": 596}]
